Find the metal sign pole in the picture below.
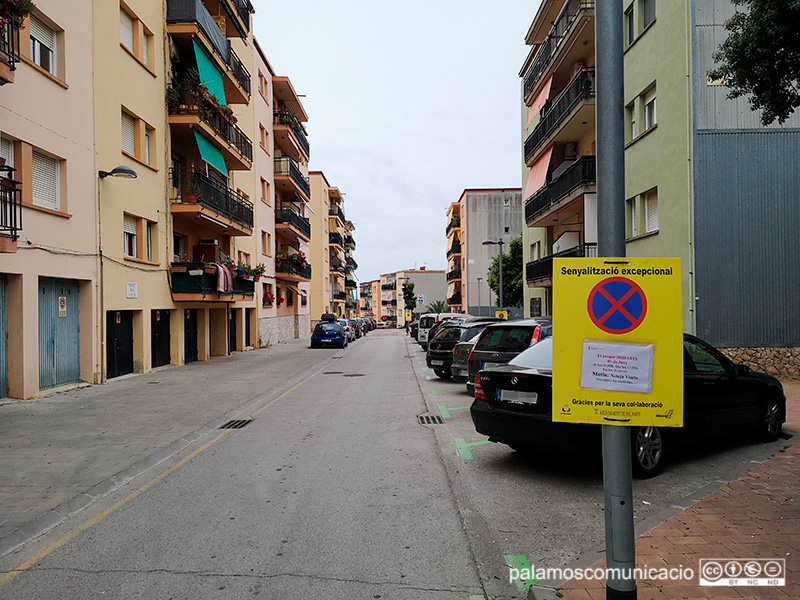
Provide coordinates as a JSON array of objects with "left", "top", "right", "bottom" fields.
[{"left": 596, "top": 1, "right": 637, "bottom": 598}]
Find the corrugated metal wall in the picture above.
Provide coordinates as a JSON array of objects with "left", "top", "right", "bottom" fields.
[
  {"left": 694, "top": 131, "right": 800, "bottom": 346},
  {"left": 38, "top": 277, "right": 81, "bottom": 389}
]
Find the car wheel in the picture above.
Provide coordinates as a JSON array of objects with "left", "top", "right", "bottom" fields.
[
  {"left": 433, "top": 369, "right": 451, "bottom": 379},
  {"left": 631, "top": 426, "right": 664, "bottom": 479},
  {"left": 760, "top": 394, "right": 783, "bottom": 441}
]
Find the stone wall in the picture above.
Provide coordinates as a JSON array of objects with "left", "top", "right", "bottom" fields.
[
  {"left": 719, "top": 347, "right": 800, "bottom": 379},
  {"left": 258, "top": 314, "right": 311, "bottom": 347}
]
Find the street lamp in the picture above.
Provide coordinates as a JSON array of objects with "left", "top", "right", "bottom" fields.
[
  {"left": 476, "top": 277, "right": 483, "bottom": 316},
  {"left": 482, "top": 239, "right": 505, "bottom": 312}
]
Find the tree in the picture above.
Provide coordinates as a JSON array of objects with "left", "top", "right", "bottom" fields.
[
  {"left": 426, "top": 300, "right": 450, "bottom": 313},
  {"left": 486, "top": 236, "right": 523, "bottom": 308},
  {"left": 708, "top": 0, "right": 800, "bottom": 125},
  {"left": 402, "top": 281, "right": 416, "bottom": 310}
]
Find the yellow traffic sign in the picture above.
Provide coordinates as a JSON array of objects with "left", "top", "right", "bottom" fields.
[
  {"left": 405, "top": 311, "right": 413, "bottom": 322},
  {"left": 552, "top": 257, "right": 683, "bottom": 427},
  {"left": 495, "top": 311, "right": 508, "bottom": 320}
]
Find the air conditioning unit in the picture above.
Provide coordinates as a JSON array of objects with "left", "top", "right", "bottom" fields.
[{"left": 564, "top": 142, "right": 578, "bottom": 158}]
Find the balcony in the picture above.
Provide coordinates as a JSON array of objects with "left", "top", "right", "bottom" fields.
[
  {"left": 526, "top": 243, "right": 598, "bottom": 286},
  {"left": 329, "top": 232, "right": 344, "bottom": 248},
  {"left": 346, "top": 257, "right": 358, "bottom": 270},
  {"left": 0, "top": 165, "right": 22, "bottom": 252},
  {"left": 169, "top": 167, "right": 253, "bottom": 235},
  {"left": 275, "top": 208, "right": 311, "bottom": 242},
  {"left": 276, "top": 258, "right": 311, "bottom": 282},
  {"left": 274, "top": 156, "right": 310, "bottom": 201},
  {"left": 168, "top": 91, "right": 252, "bottom": 170},
  {"left": 328, "top": 204, "right": 346, "bottom": 223},
  {"left": 166, "top": 0, "right": 251, "bottom": 102},
  {"left": 446, "top": 243, "right": 462, "bottom": 259},
  {"left": 344, "top": 235, "right": 356, "bottom": 249},
  {"left": 170, "top": 264, "right": 254, "bottom": 302},
  {"left": 216, "top": 0, "right": 252, "bottom": 37},
  {"left": 345, "top": 278, "right": 356, "bottom": 289},
  {"left": 525, "top": 156, "right": 596, "bottom": 226},
  {"left": 0, "top": 13, "right": 21, "bottom": 84},
  {"left": 448, "top": 293, "right": 462, "bottom": 306},
  {"left": 333, "top": 291, "right": 346, "bottom": 301},
  {"left": 381, "top": 283, "right": 396, "bottom": 291},
  {"left": 446, "top": 217, "right": 461, "bottom": 237},
  {"left": 525, "top": 68, "right": 595, "bottom": 165},
  {"left": 273, "top": 109, "right": 310, "bottom": 161},
  {"left": 446, "top": 269, "right": 462, "bottom": 282},
  {"left": 523, "top": 0, "right": 594, "bottom": 103}
]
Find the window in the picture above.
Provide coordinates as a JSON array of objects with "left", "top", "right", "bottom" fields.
[
  {"left": 30, "top": 15, "right": 55, "bottom": 75},
  {"left": 146, "top": 222, "right": 154, "bottom": 261},
  {"left": 645, "top": 189, "right": 658, "bottom": 233},
  {"left": 625, "top": 7, "right": 635, "bottom": 46},
  {"left": 121, "top": 109, "right": 155, "bottom": 166},
  {"left": 31, "top": 150, "right": 60, "bottom": 210},
  {"left": 626, "top": 197, "right": 638, "bottom": 239},
  {"left": 642, "top": 0, "right": 656, "bottom": 29},
  {"left": 627, "top": 102, "right": 637, "bottom": 141},
  {"left": 258, "top": 71, "right": 269, "bottom": 100},
  {"left": 262, "top": 283, "right": 274, "bottom": 307},
  {"left": 530, "top": 241, "right": 540, "bottom": 261},
  {"left": 644, "top": 88, "right": 657, "bottom": 130},
  {"left": 0, "top": 136, "right": 14, "bottom": 168},
  {"left": 262, "top": 231, "right": 271, "bottom": 256},
  {"left": 123, "top": 214, "right": 137, "bottom": 257},
  {"left": 259, "top": 125, "right": 269, "bottom": 153},
  {"left": 173, "top": 234, "right": 186, "bottom": 260},
  {"left": 287, "top": 288, "right": 294, "bottom": 307},
  {"left": 120, "top": 5, "right": 153, "bottom": 68},
  {"left": 260, "top": 178, "right": 271, "bottom": 205}
]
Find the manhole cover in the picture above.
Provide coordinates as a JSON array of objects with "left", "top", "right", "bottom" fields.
[
  {"left": 219, "top": 419, "right": 253, "bottom": 429},
  {"left": 417, "top": 415, "right": 444, "bottom": 425},
  {"left": 323, "top": 371, "right": 344, "bottom": 375},
  {"left": 343, "top": 374, "right": 365, "bottom": 377}
]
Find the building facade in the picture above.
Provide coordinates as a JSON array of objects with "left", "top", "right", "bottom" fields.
[{"left": 446, "top": 189, "right": 523, "bottom": 316}]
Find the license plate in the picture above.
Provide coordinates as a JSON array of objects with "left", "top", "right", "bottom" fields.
[
  {"left": 497, "top": 389, "right": 538, "bottom": 404},
  {"left": 321, "top": 339, "right": 332, "bottom": 343},
  {"left": 431, "top": 360, "right": 444, "bottom": 366}
]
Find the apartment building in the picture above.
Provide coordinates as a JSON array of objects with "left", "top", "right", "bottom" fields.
[
  {"left": 0, "top": 0, "right": 98, "bottom": 398},
  {"left": 445, "top": 189, "right": 522, "bottom": 316},
  {"left": 520, "top": 0, "right": 800, "bottom": 374},
  {"left": 396, "top": 269, "right": 447, "bottom": 320},
  {"left": 359, "top": 280, "right": 378, "bottom": 318}
]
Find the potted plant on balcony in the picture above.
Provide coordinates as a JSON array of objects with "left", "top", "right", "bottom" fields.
[
  {"left": 235, "top": 260, "right": 249, "bottom": 278},
  {"left": 251, "top": 263, "right": 266, "bottom": 282},
  {"left": 262, "top": 290, "right": 275, "bottom": 307},
  {"left": 276, "top": 294, "right": 284, "bottom": 306}
]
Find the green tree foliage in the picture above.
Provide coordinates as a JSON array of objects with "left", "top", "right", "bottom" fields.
[
  {"left": 426, "top": 300, "right": 450, "bottom": 314},
  {"left": 708, "top": 0, "right": 800, "bottom": 125},
  {"left": 486, "top": 236, "right": 523, "bottom": 308},
  {"left": 402, "top": 281, "right": 416, "bottom": 310}
]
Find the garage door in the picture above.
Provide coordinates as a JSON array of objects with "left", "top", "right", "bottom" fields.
[{"left": 39, "top": 278, "right": 80, "bottom": 390}]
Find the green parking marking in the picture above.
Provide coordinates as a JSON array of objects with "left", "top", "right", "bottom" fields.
[
  {"left": 504, "top": 554, "right": 536, "bottom": 592},
  {"left": 430, "top": 387, "right": 439, "bottom": 395},
  {"left": 437, "top": 405, "right": 471, "bottom": 419},
  {"left": 454, "top": 438, "right": 493, "bottom": 461},
  {"left": 425, "top": 376, "right": 432, "bottom": 381}
]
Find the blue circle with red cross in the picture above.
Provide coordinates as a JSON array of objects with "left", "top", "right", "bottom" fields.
[{"left": 587, "top": 277, "right": 647, "bottom": 334}]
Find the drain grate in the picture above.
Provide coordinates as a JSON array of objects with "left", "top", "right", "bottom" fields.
[
  {"left": 219, "top": 419, "right": 253, "bottom": 429},
  {"left": 343, "top": 374, "right": 365, "bottom": 377},
  {"left": 323, "top": 371, "right": 344, "bottom": 375},
  {"left": 418, "top": 415, "right": 444, "bottom": 425}
]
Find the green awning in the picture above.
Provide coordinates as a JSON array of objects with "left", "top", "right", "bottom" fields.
[
  {"left": 193, "top": 130, "right": 228, "bottom": 177},
  {"left": 192, "top": 39, "right": 227, "bottom": 106}
]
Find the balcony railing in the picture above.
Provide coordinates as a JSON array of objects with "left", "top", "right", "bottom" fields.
[
  {"left": 523, "top": 0, "right": 593, "bottom": 101},
  {"left": 381, "top": 283, "right": 396, "bottom": 291},
  {"left": 345, "top": 278, "right": 356, "bottom": 289},
  {"left": 275, "top": 208, "right": 311, "bottom": 239},
  {"left": 170, "top": 268, "right": 254, "bottom": 298},
  {"left": 274, "top": 156, "right": 311, "bottom": 199},
  {"left": 276, "top": 259, "right": 311, "bottom": 280},
  {"left": 446, "top": 243, "right": 462, "bottom": 259},
  {"left": 347, "top": 257, "right": 358, "bottom": 269},
  {"left": 446, "top": 269, "right": 461, "bottom": 281},
  {"left": 525, "top": 156, "right": 596, "bottom": 224},
  {"left": 229, "top": 0, "right": 252, "bottom": 32},
  {"left": 328, "top": 205, "right": 345, "bottom": 222},
  {"left": 170, "top": 167, "right": 253, "bottom": 229},
  {"left": 344, "top": 235, "right": 356, "bottom": 249},
  {"left": 446, "top": 217, "right": 461, "bottom": 236},
  {"left": 333, "top": 291, "right": 346, "bottom": 301},
  {"left": 329, "top": 232, "right": 344, "bottom": 247},
  {"left": 0, "top": 165, "right": 22, "bottom": 242},
  {"left": 448, "top": 294, "right": 462, "bottom": 305},
  {"left": 524, "top": 68, "right": 595, "bottom": 163},
  {"left": 274, "top": 109, "right": 310, "bottom": 158},
  {"left": 526, "top": 243, "right": 598, "bottom": 283},
  {"left": 168, "top": 97, "right": 252, "bottom": 163},
  {"left": 0, "top": 14, "right": 21, "bottom": 75},
  {"left": 166, "top": 0, "right": 251, "bottom": 95}
]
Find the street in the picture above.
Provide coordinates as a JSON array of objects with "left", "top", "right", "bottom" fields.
[{"left": 0, "top": 330, "right": 794, "bottom": 599}]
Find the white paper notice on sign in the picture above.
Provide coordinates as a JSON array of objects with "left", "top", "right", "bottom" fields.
[{"left": 580, "top": 341, "right": 655, "bottom": 394}]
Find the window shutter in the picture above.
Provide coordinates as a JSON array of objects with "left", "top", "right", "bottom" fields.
[
  {"left": 646, "top": 192, "right": 659, "bottom": 232},
  {"left": 142, "top": 35, "right": 149, "bottom": 65},
  {"left": 31, "top": 150, "right": 59, "bottom": 210},
  {"left": 123, "top": 214, "right": 138, "bottom": 234},
  {"left": 120, "top": 9, "right": 134, "bottom": 51},
  {"left": 29, "top": 16, "right": 55, "bottom": 50},
  {"left": 0, "top": 137, "right": 13, "bottom": 168},
  {"left": 122, "top": 112, "right": 136, "bottom": 155}
]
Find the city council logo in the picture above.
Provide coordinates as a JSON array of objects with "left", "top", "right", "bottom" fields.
[{"left": 561, "top": 405, "right": 571, "bottom": 414}]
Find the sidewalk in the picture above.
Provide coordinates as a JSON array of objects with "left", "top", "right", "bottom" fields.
[
  {"left": 542, "top": 380, "right": 800, "bottom": 600},
  {"left": 0, "top": 339, "right": 336, "bottom": 558}
]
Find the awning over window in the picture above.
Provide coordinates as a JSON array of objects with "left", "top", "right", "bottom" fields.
[
  {"left": 193, "top": 39, "right": 227, "bottom": 106},
  {"left": 193, "top": 130, "right": 228, "bottom": 177},
  {"left": 285, "top": 284, "right": 307, "bottom": 297},
  {"left": 524, "top": 144, "right": 554, "bottom": 200},
  {"left": 526, "top": 74, "right": 554, "bottom": 129}
]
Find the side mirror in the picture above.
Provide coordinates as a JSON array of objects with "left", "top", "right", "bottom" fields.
[{"left": 735, "top": 364, "right": 751, "bottom": 376}]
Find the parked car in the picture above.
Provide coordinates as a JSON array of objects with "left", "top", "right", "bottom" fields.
[
  {"left": 338, "top": 319, "right": 355, "bottom": 341},
  {"left": 451, "top": 333, "right": 482, "bottom": 382},
  {"left": 426, "top": 321, "right": 499, "bottom": 379},
  {"left": 410, "top": 320, "right": 419, "bottom": 339},
  {"left": 310, "top": 321, "right": 348, "bottom": 348},
  {"left": 470, "top": 335, "right": 786, "bottom": 478},
  {"left": 418, "top": 312, "right": 466, "bottom": 350},
  {"left": 427, "top": 315, "right": 504, "bottom": 347},
  {"left": 348, "top": 318, "right": 361, "bottom": 339},
  {"left": 466, "top": 318, "right": 552, "bottom": 395},
  {"left": 376, "top": 321, "right": 390, "bottom": 329}
]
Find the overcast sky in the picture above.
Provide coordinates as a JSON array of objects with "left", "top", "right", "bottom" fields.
[{"left": 254, "top": 0, "right": 537, "bottom": 282}]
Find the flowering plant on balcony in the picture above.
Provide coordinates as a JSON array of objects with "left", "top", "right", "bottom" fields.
[
  {"left": 1, "top": 0, "right": 34, "bottom": 34},
  {"left": 276, "top": 251, "right": 308, "bottom": 269},
  {"left": 252, "top": 263, "right": 266, "bottom": 277},
  {"left": 263, "top": 290, "right": 275, "bottom": 306},
  {"left": 276, "top": 295, "right": 284, "bottom": 305}
]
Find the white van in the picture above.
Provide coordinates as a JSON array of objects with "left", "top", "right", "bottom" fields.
[{"left": 417, "top": 312, "right": 465, "bottom": 350}]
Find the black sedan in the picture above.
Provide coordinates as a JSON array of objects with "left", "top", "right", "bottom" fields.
[
  {"left": 426, "top": 321, "right": 498, "bottom": 379},
  {"left": 470, "top": 334, "right": 786, "bottom": 478}
]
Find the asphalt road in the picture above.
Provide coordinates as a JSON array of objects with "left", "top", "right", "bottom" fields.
[{"left": 0, "top": 330, "right": 792, "bottom": 599}]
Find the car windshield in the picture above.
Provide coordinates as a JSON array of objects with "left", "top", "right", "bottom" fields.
[
  {"left": 508, "top": 338, "right": 553, "bottom": 369},
  {"left": 431, "top": 326, "right": 464, "bottom": 342},
  {"left": 474, "top": 327, "right": 535, "bottom": 353},
  {"left": 315, "top": 323, "right": 340, "bottom": 332}
]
